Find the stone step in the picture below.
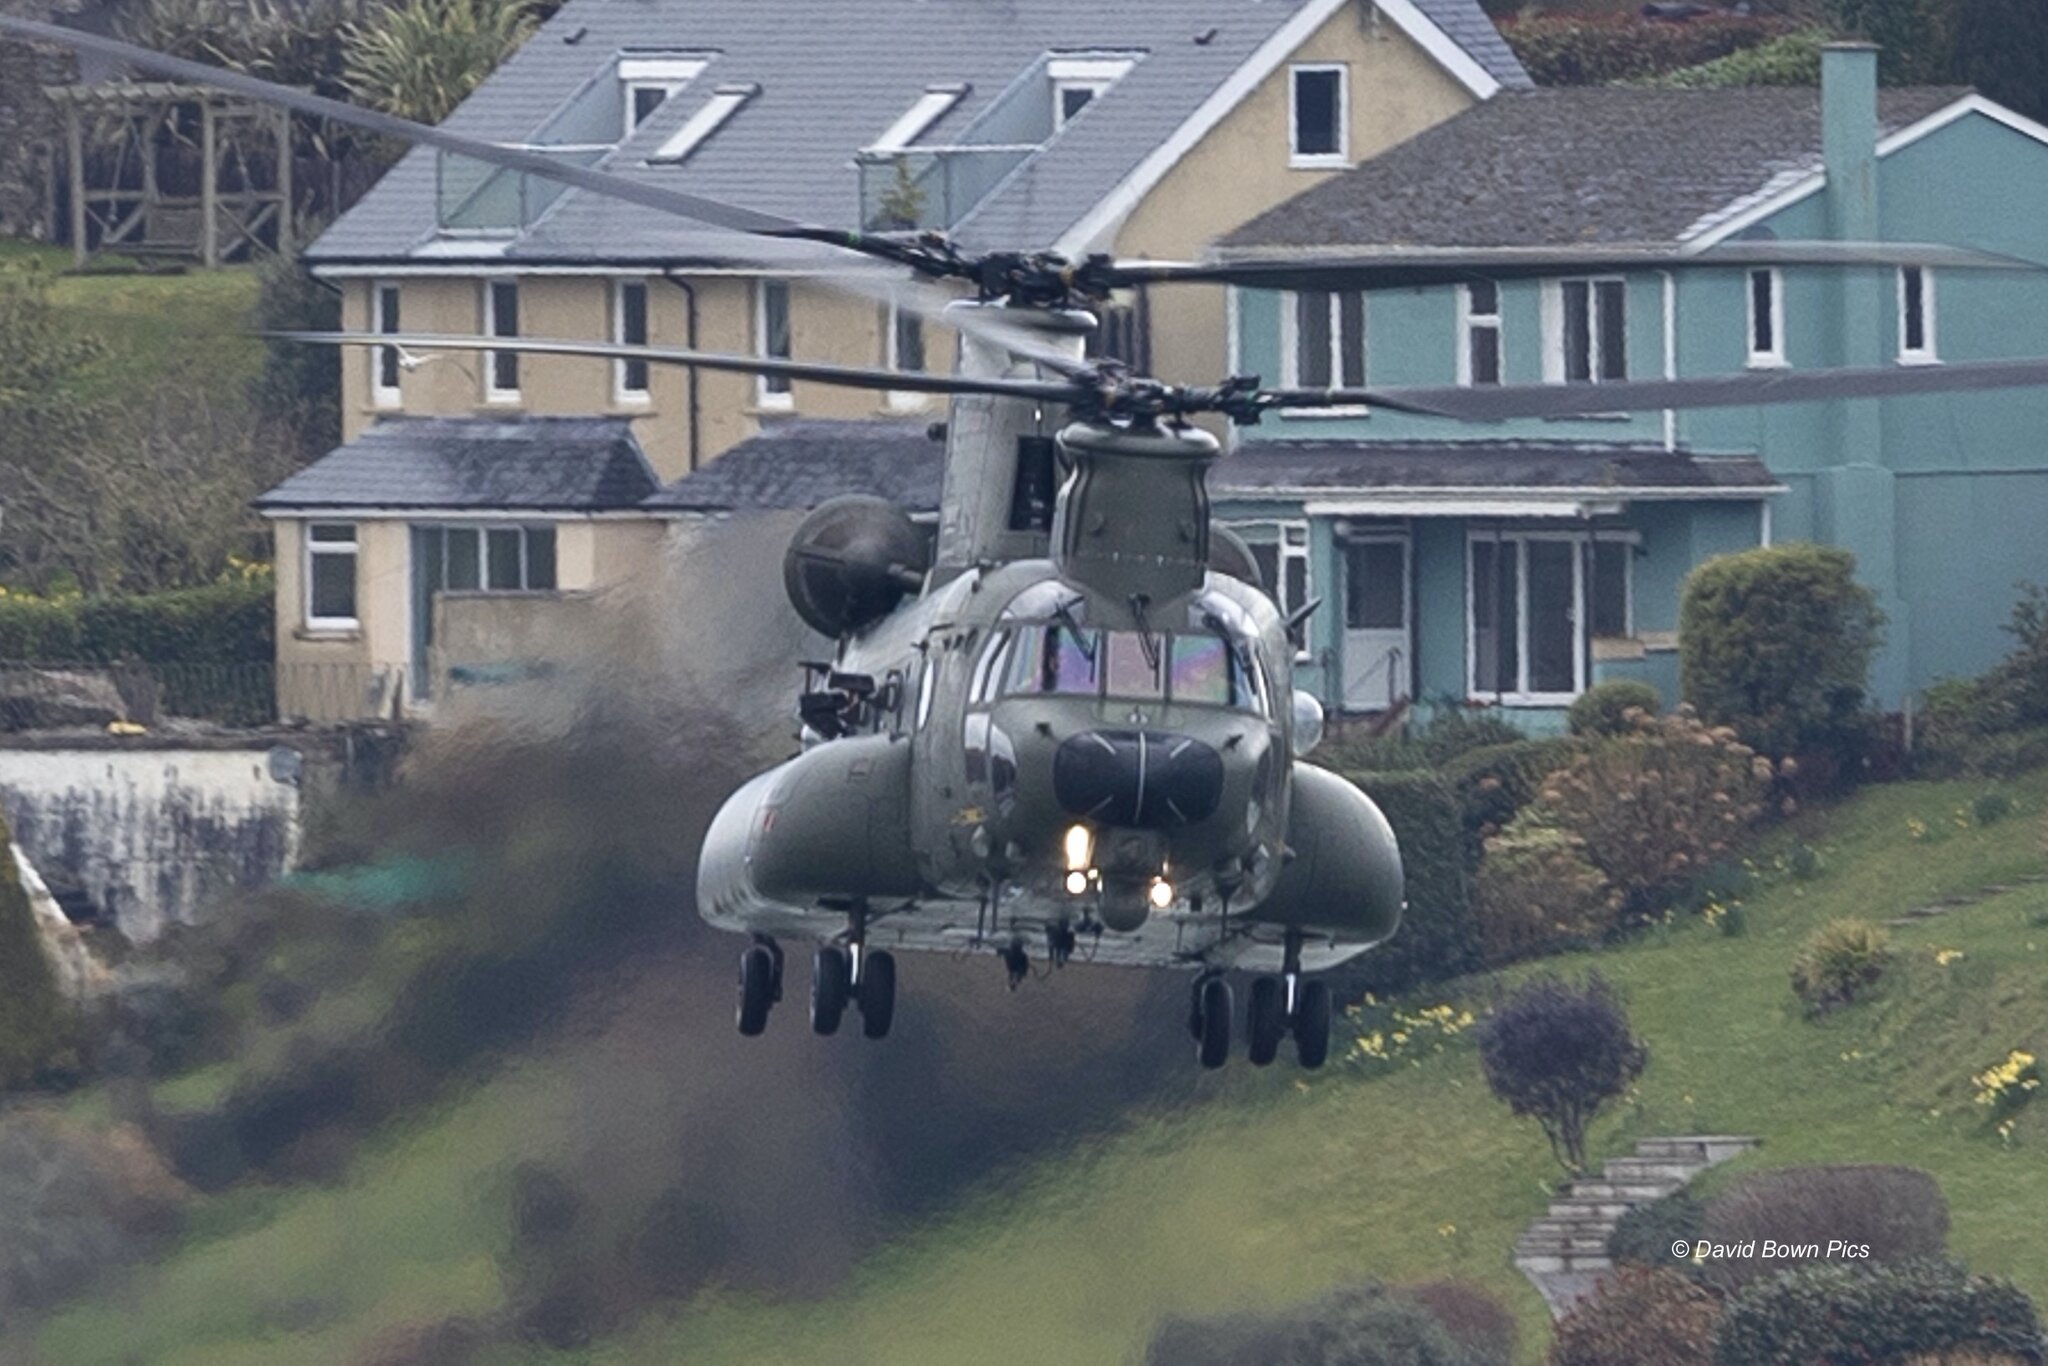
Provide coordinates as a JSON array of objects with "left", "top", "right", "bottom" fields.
[
  {"left": 1514, "top": 1250, "right": 1615, "bottom": 1275},
  {"left": 1603, "top": 1156, "right": 1707, "bottom": 1183},
  {"left": 1516, "top": 1231, "right": 1613, "bottom": 1254},
  {"left": 1633, "top": 1135, "right": 1761, "bottom": 1166},
  {"left": 1566, "top": 1178, "right": 1685, "bottom": 1202},
  {"left": 1549, "top": 1197, "right": 1632, "bottom": 1221}
]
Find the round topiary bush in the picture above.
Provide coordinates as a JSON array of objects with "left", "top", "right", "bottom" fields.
[
  {"left": 1568, "top": 680, "right": 1663, "bottom": 738},
  {"left": 1697, "top": 1165, "right": 1950, "bottom": 1296},
  {"left": 1549, "top": 1267, "right": 1721, "bottom": 1366}
]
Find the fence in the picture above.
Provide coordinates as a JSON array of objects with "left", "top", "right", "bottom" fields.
[{"left": 0, "top": 660, "right": 409, "bottom": 730}]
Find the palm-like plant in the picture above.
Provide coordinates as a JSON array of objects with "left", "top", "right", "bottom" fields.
[{"left": 342, "top": 0, "right": 537, "bottom": 125}]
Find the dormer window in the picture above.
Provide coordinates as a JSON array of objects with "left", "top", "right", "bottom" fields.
[
  {"left": 648, "top": 82, "right": 757, "bottom": 164},
  {"left": 1047, "top": 55, "right": 1136, "bottom": 130},
  {"left": 619, "top": 55, "right": 708, "bottom": 136}
]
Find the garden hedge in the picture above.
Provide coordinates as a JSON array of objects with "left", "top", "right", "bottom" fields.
[
  {"left": 1714, "top": 1259, "right": 2042, "bottom": 1365},
  {"left": 1339, "top": 768, "right": 1476, "bottom": 993},
  {"left": 0, "top": 576, "right": 273, "bottom": 665}
]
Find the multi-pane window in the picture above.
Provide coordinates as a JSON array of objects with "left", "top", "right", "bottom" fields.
[
  {"left": 1899, "top": 266, "right": 1937, "bottom": 362},
  {"left": 1460, "top": 281, "right": 1502, "bottom": 387},
  {"left": 756, "top": 279, "right": 793, "bottom": 409},
  {"left": 415, "top": 525, "right": 558, "bottom": 597},
  {"left": 1289, "top": 65, "right": 1345, "bottom": 166},
  {"left": 305, "top": 522, "right": 359, "bottom": 630},
  {"left": 1234, "top": 521, "right": 1313, "bottom": 659},
  {"left": 1552, "top": 278, "right": 1627, "bottom": 383},
  {"left": 614, "top": 278, "right": 650, "bottom": 402},
  {"left": 373, "top": 282, "right": 402, "bottom": 407},
  {"left": 484, "top": 279, "right": 520, "bottom": 401},
  {"left": 1468, "top": 532, "right": 1633, "bottom": 702},
  {"left": 1748, "top": 269, "right": 1785, "bottom": 367},
  {"left": 1283, "top": 290, "right": 1366, "bottom": 392}
]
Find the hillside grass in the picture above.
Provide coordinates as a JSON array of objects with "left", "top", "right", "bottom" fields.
[
  {"left": 24, "top": 768, "right": 2048, "bottom": 1366},
  {"left": 0, "top": 238, "right": 263, "bottom": 405}
]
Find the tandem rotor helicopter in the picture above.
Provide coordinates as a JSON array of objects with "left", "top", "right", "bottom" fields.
[{"left": 15, "top": 14, "right": 2048, "bottom": 1069}]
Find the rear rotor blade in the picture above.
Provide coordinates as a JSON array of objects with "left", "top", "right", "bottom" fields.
[
  {"left": 1333, "top": 356, "right": 2048, "bottom": 423},
  {"left": 270, "top": 331, "right": 1085, "bottom": 404}
]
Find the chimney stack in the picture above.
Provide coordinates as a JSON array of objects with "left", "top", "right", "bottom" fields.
[{"left": 1822, "top": 42, "right": 1880, "bottom": 241}]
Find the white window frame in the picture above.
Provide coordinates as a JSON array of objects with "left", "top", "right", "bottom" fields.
[
  {"left": 1898, "top": 266, "right": 1939, "bottom": 364},
  {"left": 619, "top": 55, "right": 706, "bottom": 137},
  {"left": 1287, "top": 64, "right": 1348, "bottom": 169},
  {"left": 612, "top": 276, "right": 651, "bottom": 405},
  {"left": 1746, "top": 268, "right": 1786, "bottom": 369},
  {"left": 1231, "top": 519, "right": 1315, "bottom": 662},
  {"left": 647, "top": 83, "right": 757, "bottom": 164},
  {"left": 1457, "top": 281, "right": 1503, "bottom": 388},
  {"left": 1048, "top": 55, "right": 1134, "bottom": 129},
  {"left": 1465, "top": 530, "right": 1637, "bottom": 706},
  {"left": 304, "top": 522, "right": 360, "bottom": 632},
  {"left": 883, "top": 299, "right": 927, "bottom": 412},
  {"left": 755, "top": 278, "right": 794, "bottom": 411},
  {"left": 870, "top": 83, "right": 968, "bottom": 153},
  {"left": 371, "top": 280, "right": 402, "bottom": 409},
  {"left": 1543, "top": 277, "right": 1629, "bottom": 385},
  {"left": 1278, "top": 289, "right": 1368, "bottom": 414},
  {"left": 482, "top": 277, "right": 520, "bottom": 404}
]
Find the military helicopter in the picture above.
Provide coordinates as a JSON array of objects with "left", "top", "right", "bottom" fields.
[{"left": 15, "top": 16, "right": 2048, "bottom": 1070}]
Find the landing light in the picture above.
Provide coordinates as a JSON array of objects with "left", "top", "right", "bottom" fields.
[
  {"left": 1149, "top": 878, "right": 1175, "bottom": 910},
  {"left": 1063, "top": 824, "right": 1093, "bottom": 872},
  {"left": 1065, "top": 870, "right": 1090, "bottom": 896}
]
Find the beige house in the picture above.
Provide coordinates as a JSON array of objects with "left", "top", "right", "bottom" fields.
[{"left": 265, "top": 0, "right": 1528, "bottom": 719}]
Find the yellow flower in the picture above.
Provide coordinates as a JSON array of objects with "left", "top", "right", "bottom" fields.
[
  {"left": 1438, "top": 1223, "right": 1457, "bottom": 1238},
  {"left": 1935, "top": 948, "right": 1965, "bottom": 966}
]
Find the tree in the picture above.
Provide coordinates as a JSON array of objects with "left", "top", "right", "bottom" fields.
[
  {"left": 1679, "top": 544, "right": 1883, "bottom": 760},
  {"left": 343, "top": 0, "right": 537, "bottom": 125},
  {"left": 1951, "top": 0, "right": 2048, "bottom": 125},
  {"left": 1825, "top": 0, "right": 1953, "bottom": 84},
  {"left": 250, "top": 251, "right": 343, "bottom": 458},
  {"left": 0, "top": 269, "right": 111, "bottom": 592},
  {"left": 1477, "top": 974, "right": 1646, "bottom": 1174}
]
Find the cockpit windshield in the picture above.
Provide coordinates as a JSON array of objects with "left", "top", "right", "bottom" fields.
[{"left": 998, "top": 622, "right": 1264, "bottom": 712}]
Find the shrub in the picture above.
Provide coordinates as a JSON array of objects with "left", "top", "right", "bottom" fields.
[
  {"left": 1471, "top": 820, "right": 1614, "bottom": 966},
  {"left": 1715, "top": 1259, "right": 2042, "bottom": 1366},
  {"left": 0, "top": 576, "right": 274, "bottom": 664},
  {"left": 1478, "top": 973, "right": 1646, "bottom": 1174},
  {"left": 1344, "top": 770, "right": 1478, "bottom": 994},
  {"left": 1609, "top": 1189, "right": 1705, "bottom": 1272},
  {"left": 1952, "top": 0, "right": 2048, "bottom": 124},
  {"left": 1502, "top": 14, "right": 1792, "bottom": 86},
  {"left": 0, "top": 1110, "right": 186, "bottom": 1314},
  {"left": 1679, "top": 544, "right": 1883, "bottom": 760},
  {"left": 1325, "top": 705, "right": 1527, "bottom": 775},
  {"left": 1653, "top": 28, "right": 1829, "bottom": 87},
  {"left": 1407, "top": 1281, "right": 1517, "bottom": 1364},
  {"left": 1533, "top": 710, "right": 1772, "bottom": 918},
  {"left": 1791, "top": 919, "right": 1893, "bottom": 1014},
  {"left": 1549, "top": 1268, "right": 1720, "bottom": 1366},
  {"left": 1974, "top": 791, "right": 2014, "bottom": 825},
  {"left": 1144, "top": 1280, "right": 1503, "bottom": 1366},
  {"left": 1699, "top": 1166, "right": 1950, "bottom": 1296},
  {"left": 0, "top": 817, "right": 74, "bottom": 1091},
  {"left": 1439, "top": 737, "right": 1584, "bottom": 847},
  {"left": 1568, "top": 680, "right": 1663, "bottom": 738}
]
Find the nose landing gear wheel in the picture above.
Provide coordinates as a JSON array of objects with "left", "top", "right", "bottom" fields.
[
  {"left": 811, "top": 946, "right": 852, "bottom": 1035},
  {"left": 737, "top": 945, "right": 777, "bottom": 1037},
  {"left": 1294, "top": 979, "right": 1333, "bottom": 1070},
  {"left": 1246, "top": 976, "right": 1286, "bottom": 1066},
  {"left": 857, "top": 949, "right": 897, "bottom": 1039},
  {"left": 1195, "top": 976, "right": 1233, "bottom": 1070}
]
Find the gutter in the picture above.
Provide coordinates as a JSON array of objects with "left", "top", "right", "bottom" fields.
[{"left": 660, "top": 270, "right": 702, "bottom": 472}]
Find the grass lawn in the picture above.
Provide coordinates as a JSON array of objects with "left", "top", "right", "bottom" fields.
[
  {"left": 0, "top": 237, "right": 264, "bottom": 406},
  {"left": 25, "top": 768, "right": 2048, "bottom": 1366}
]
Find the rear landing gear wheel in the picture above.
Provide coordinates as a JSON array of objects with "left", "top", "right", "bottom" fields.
[
  {"left": 737, "top": 945, "right": 776, "bottom": 1037},
  {"left": 1294, "top": 980, "right": 1332, "bottom": 1070},
  {"left": 811, "top": 946, "right": 851, "bottom": 1035},
  {"left": 1247, "top": 976, "right": 1286, "bottom": 1067},
  {"left": 1196, "top": 976, "right": 1233, "bottom": 1070},
  {"left": 858, "top": 949, "right": 896, "bottom": 1039}
]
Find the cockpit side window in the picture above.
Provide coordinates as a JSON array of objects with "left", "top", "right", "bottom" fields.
[{"left": 971, "top": 630, "right": 1013, "bottom": 705}]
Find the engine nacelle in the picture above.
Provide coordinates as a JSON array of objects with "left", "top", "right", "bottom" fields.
[{"left": 783, "top": 495, "right": 929, "bottom": 638}]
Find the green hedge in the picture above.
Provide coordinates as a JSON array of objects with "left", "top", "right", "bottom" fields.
[
  {"left": 0, "top": 576, "right": 273, "bottom": 664},
  {"left": 1502, "top": 15, "right": 1793, "bottom": 86},
  {"left": 1715, "top": 1258, "right": 2042, "bottom": 1364},
  {"left": 1340, "top": 769, "right": 1477, "bottom": 994},
  {"left": 1438, "top": 738, "right": 1584, "bottom": 852}
]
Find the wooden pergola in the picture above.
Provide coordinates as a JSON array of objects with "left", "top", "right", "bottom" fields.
[{"left": 46, "top": 81, "right": 292, "bottom": 268}]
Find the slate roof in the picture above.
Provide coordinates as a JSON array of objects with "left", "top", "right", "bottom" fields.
[
  {"left": 640, "top": 420, "right": 1776, "bottom": 513},
  {"left": 1221, "top": 85, "right": 1969, "bottom": 250},
  {"left": 255, "top": 417, "right": 661, "bottom": 511},
  {"left": 309, "top": 0, "right": 1528, "bottom": 265},
  {"left": 643, "top": 419, "right": 944, "bottom": 511}
]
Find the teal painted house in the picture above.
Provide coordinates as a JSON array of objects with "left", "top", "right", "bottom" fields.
[{"left": 1212, "top": 44, "right": 2048, "bottom": 726}]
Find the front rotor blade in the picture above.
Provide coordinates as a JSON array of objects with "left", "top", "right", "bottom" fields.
[
  {"left": 1353, "top": 356, "right": 2048, "bottom": 422},
  {"left": 271, "top": 331, "right": 1084, "bottom": 404},
  {"left": 1108, "top": 242, "right": 2039, "bottom": 293}
]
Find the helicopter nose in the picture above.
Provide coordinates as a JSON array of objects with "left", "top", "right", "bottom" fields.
[{"left": 1052, "top": 730, "right": 1224, "bottom": 829}]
